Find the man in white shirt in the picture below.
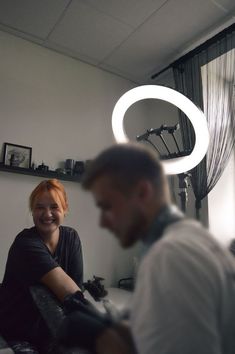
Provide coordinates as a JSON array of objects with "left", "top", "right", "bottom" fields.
[{"left": 59, "top": 143, "right": 235, "bottom": 354}]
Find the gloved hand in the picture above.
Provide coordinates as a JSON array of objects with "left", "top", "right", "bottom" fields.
[
  {"left": 58, "top": 297, "right": 112, "bottom": 351},
  {"left": 63, "top": 290, "right": 104, "bottom": 319},
  {"left": 63, "top": 291, "right": 89, "bottom": 312}
]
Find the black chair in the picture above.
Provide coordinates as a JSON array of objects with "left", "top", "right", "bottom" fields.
[{"left": 0, "top": 283, "right": 38, "bottom": 354}]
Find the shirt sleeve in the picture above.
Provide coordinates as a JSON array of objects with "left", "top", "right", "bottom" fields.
[
  {"left": 9, "top": 230, "right": 59, "bottom": 285},
  {"left": 131, "top": 240, "right": 221, "bottom": 354},
  {"left": 66, "top": 228, "right": 84, "bottom": 289}
]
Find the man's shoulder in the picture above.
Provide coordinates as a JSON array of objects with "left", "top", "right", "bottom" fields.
[
  {"left": 142, "top": 217, "right": 234, "bottom": 275},
  {"left": 141, "top": 219, "right": 210, "bottom": 266},
  {"left": 166, "top": 217, "right": 206, "bottom": 232},
  {"left": 162, "top": 218, "right": 212, "bottom": 245}
]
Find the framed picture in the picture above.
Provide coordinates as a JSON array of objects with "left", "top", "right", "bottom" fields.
[{"left": 3, "top": 142, "right": 32, "bottom": 169}]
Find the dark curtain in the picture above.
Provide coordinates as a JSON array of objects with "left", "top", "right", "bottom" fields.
[{"left": 173, "top": 24, "right": 235, "bottom": 219}]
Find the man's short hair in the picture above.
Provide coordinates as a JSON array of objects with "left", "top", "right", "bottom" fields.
[{"left": 82, "top": 143, "right": 167, "bottom": 194}]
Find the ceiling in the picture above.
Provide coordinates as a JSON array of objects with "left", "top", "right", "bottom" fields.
[{"left": 0, "top": 0, "right": 234, "bottom": 84}]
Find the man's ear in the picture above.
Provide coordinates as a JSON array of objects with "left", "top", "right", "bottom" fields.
[{"left": 136, "top": 180, "right": 154, "bottom": 202}]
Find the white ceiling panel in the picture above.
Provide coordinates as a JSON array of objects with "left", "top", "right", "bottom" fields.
[
  {"left": 48, "top": 1, "right": 133, "bottom": 62},
  {"left": 210, "top": 0, "right": 235, "bottom": 12},
  {"left": 103, "top": 0, "right": 234, "bottom": 82},
  {"left": 85, "top": 0, "right": 168, "bottom": 27},
  {"left": 43, "top": 40, "right": 101, "bottom": 67},
  {"left": 0, "top": 0, "right": 234, "bottom": 83},
  {"left": 0, "top": 0, "right": 70, "bottom": 39}
]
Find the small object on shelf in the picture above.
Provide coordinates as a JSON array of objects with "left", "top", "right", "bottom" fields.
[
  {"left": 36, "top": 162, "right": 49, "bottom": 172},
  {"left": 73, "top": 161, "right": 85, "bottom": 176},
  {"left": 85, "top": 159, "right": 92, "bottom": 169},
  {"left": 65, "top": 159, "right": 74, "bottom": 175},
  {"left": 55, "top": 168, "right": 66, "bottom": 175}
]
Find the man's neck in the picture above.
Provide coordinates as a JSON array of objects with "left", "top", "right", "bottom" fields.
[{"left": 143, "top": 204, "right": 184, "bottom": 247}]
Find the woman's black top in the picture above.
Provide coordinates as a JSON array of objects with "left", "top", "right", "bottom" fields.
[{"left": 0, "top": 225, "right": 83, "bottom": 343}]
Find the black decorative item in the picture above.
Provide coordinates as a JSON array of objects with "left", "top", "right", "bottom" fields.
[
  {"left": 65, "top": 159, "right": 74, "bottom": 175},
  {"left": 36, "top": 162, "right": 49, "bottom": 172},
  {"left": 3, "top": 142, "right": 32, "bottom": 169},
  {"left": 73, "top": 161, "right": 85, "bottom": 176}
]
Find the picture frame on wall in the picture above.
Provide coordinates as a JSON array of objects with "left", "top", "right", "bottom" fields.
[{"left": 3, "top": 142, "right": 32, "bottom": 169}]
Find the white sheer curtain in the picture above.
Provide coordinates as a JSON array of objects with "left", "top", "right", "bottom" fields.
[
  {"left": 201, "top": 47, "right": 235, "bottom": 192},
  {"left": 173, "top": 24, "right": 235, "bottom": 219}
]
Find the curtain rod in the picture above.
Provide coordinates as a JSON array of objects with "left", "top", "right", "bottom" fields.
[{"left": 151, "top": 22, "right": 235, "bottom": 80}]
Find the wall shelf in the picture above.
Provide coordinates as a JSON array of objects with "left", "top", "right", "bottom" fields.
[{"left": 0, "top": 163, "right": 82, "bottom": 183}]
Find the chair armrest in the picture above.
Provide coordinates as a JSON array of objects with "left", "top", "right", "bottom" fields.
[
  {"left": 30, "top": 285, "right": 90, "bottom": 354},
  {"left": 30, "top": 285, "right": 66, "bottom": 338}
]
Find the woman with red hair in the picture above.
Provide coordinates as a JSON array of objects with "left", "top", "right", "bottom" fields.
[{"left": 0, "top": 179, "right": 83, "bottom": 351}]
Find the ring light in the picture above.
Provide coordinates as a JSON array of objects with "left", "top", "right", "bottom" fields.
[{"left": 112, "top": 85, "right": 209, "bottom": 175}]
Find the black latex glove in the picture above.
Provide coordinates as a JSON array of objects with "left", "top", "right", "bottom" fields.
[
  {"left": 58, "top": 303, "right": 112, "bottom": 351},
  {"left": 63, "top": 291, "right": 89, "bottom": 312},
  {"left": 63, "top": 290, "right": 104, "bottom": 318}
]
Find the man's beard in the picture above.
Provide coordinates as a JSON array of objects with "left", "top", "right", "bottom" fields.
[{"left": 119, "top": 209, "right": 146, "bottom": 248}]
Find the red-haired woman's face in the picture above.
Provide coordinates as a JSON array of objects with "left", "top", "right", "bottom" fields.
[{"left": 32, "top": 191, "right": 65, "bottom": 237}]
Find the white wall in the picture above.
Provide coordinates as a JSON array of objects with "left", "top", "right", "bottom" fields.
[
  {"left": 208, "top": 151, "right": 235, "bottom": 246},
  {"left": 0, "top": 30, "right": 147, "bottom": 285}
]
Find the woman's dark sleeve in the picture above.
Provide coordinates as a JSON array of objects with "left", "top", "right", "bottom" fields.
[
  {"left": 5, "top": 229, "right": 59, "bottom": 286},
  {"left": 69, "top": 229, "right": 84, "bottom": 289}
]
